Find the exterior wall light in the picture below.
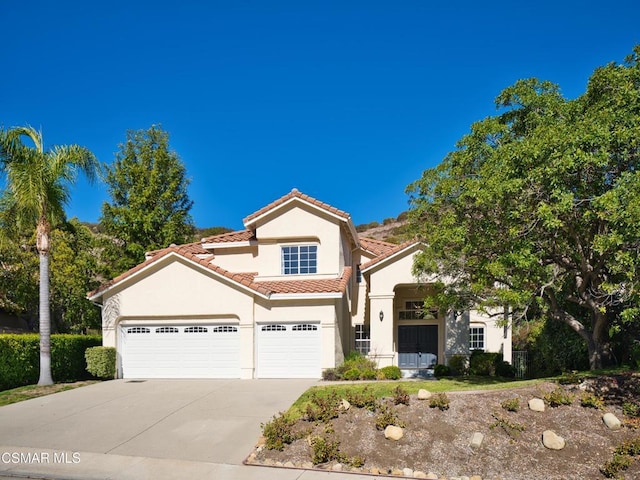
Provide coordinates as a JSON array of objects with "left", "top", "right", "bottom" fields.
[{"left": 379, "top": 310, "right": 384, "bottom": 322}]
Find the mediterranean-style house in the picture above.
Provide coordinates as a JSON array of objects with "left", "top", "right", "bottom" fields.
[{"left": 88, "top": 189, "right": 511, "bottom": 379}]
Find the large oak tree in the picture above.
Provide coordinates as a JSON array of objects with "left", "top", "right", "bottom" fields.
[{"left": 407, "top": 47, "right": 640, "bottom": 370}]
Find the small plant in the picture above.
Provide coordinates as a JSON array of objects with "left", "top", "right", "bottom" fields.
[
  {"left": 322, "top": 368, "right": 340, "bottom": 381},
  {"left": 345, "top": 386, "right": 378, "bottom": 411},
  {"left": 580, "top": 392, "right": 604, "bottom": 409},
  {"left": 501, "top": 397, "right": 520, "bottom": 412},
  {"left": 261, "top": 412, "right": 295, "bottom": 451},
  {"left": 343, "top": 368, "right": 361, "bottom": 381},
  {"left": 615, "top": 437, "right": 640, "bottom": 456},
  {"left": 490, "top": 413, "right": 526, "bottom": 439},
  {"left": 393, "top": 385, "right": 410, "bottom": 406},
  {"left": 429, "top": 392, "right": 450, "bottom": 411},
  {"left": 623, "top": 401, "right": 640, "bottom": 418},
  {"left": 433, "top": 364, "right": 451, "bottom": 378},
  {"left": 600, "top": 453, "right": 633, "bottom": 478},
  {"left": 310, "top": 435, "right": 342, "bottom": 464},
  {"left": 379, "top": 365, "right": 402, "bottom": 380},
  {"left": 543, "top": 387, "right": 574, "bottom": 407},
  {"left": 448, "top": 354, "right": 468, "bottom": 376},
  {"left": 360, "top": 368, "right": 377, "bottom": 380},
  {"left": 375, "top": 403, "right": 405, "bottom": 430},
  {"left": 347, "top": 454, "right": 366, "bottom": 468},
  {"left": 305, "top": 391, "right": 341, "bottom": 423}
]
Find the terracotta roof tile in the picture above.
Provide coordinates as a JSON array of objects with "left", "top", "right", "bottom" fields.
[
  {"left": 256, "top": 267, "right": 352, "bottom": 295},
  {"left": 243, "top": 188, "right": 351, "bottom": 224},
  {"left": 88, "top": 246, "right": 351, "bottom": 300},
  {"left": 360, "top": 241, "right": 419, "bottom": 271},
  {"left": 147, "top": 241, "right": 210, "bottom": 257},
  {"left": 359, "top": 237, "right": 400, "bottom": 257},
  {"left": 202, "top": 229, "right": 256, "bottom": 243}
]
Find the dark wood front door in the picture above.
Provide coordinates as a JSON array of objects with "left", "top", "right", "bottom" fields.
[{"left": 398, "top": 325, "right": 438, "bottom": 368}]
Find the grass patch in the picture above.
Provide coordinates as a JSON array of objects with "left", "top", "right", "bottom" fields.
[
  {"left": 287, "top": 376, "right": 542, "bottom": 420},
  {"left": 0, "top": 381, "right": 99, "bottom": 407}
]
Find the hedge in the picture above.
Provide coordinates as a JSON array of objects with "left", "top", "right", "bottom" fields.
[
  {"left": 85, "top": 347, "right": 116, "bottom": 379},
  {"left": 0, "top": 334, "right": 102, "bottom": 391}
]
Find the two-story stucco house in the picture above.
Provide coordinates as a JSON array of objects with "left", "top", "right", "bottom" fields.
[{"left": 88, "top": 189, "right": 511, "bottom": 379}]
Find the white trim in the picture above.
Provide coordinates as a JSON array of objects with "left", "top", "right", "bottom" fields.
[
  {"left": 270, "top": 292, "right": 343, "bottom": 300},
  {"left": 201, "top": 240, "right": 257, "bottom": 249}
]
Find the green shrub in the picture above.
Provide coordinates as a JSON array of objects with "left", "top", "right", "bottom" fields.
[
  {"left": 580, "top": 392, "right": 604, "bottom": 410},
  {"left": 429, "top": 392, "right": 450, "bottom": 411},
  {"left": 600, "top": 453, "right": 633, "bottom": 478},
  {"left": 343, "top": 368, "right": 361, "bottom": 381},
  {"left": 345, "top": 386, "right": 378, "bottom": 411},
  {"left": 495, "top": 360, "right": 516, "bottom": 378},
  {"left": 375, "top": 403, "right": 405, "bottom": 430},
  {"left": 469, "top": 351, "right": 500, "bottom": 376},
  {"left": 360, "top": 368, "right": 377, "bottom": 380},
  {"left": 433, "top": 364, "right": 451, "bottom": 378},
  {"left": 305, "top": 391, "right": 341, "bottom": 423},
  {"left": 448, "top": 355, "right": 468, "bottom": 376},
  {"left": 490, "top": 413, "right": 526, "bottom": 438},
  {"left": 501, "top": 397, "right": 520, "bottom": 412},
  {"left": 623, "top": 402, "right": 640, "bottom": 417},
  {"left": 543, "top": 387, "right": 574, "bottom": 407},
  {"left": 378, "top": 365, "right": 402, "bottom": 380},
  {"left": 261, "top": 412, "right": 295, "bottom": 451},
  {"left": 310, "top": 435, "right": 341, "bottom": 464},
  {"left": 0, "top": 334, "right": 101, "bottom": 390},
  {"left": 615, "top": 437, "right": 640, "bottom": 456},
  {"left": 393, "top": 385, "right": 410, "bottom": 406},
  {"left": 85, "top": 347, "right": 116, "bottom": 379},
  {"left": 336, "top": 352, "right": 377, "bottom": 378}
]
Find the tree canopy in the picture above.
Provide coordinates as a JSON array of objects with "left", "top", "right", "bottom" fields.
[
  {"left": 407, "top": 46, "right": 640, "bottom": 370},
  {"left": 100, "top": 125, "right": 195, "bottom": 273}
]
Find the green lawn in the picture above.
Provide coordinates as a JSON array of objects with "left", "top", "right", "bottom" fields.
[
  {"left": 0, "top": 381, "right": 99, "bottom": 407},
  {"left": 287, "top": 376, "right": 545, "bottom": 420}
]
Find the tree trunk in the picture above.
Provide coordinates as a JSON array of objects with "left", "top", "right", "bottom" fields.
[{"left": 37, "top": 224, "right": 54, "bottom": 386}]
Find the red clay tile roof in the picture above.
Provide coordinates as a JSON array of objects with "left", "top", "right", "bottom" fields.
[
  {"left": 88, "top": 245, "right": 352, "bottom": 300},
  {"left": 257, "top": 267, "right": 352, "bottom": 295},
  {"left": 202, "top": 229, "right": 256, "bottom": 243},
  {"left": 146, "top": 241, "right": 211, "bottom": 257},
  {"left": 243, "top": 188, "right": 351, "bottom": 225},
  {"left": 360, "top": 241, "right": 420, "bottom": 271},
  {"left": 359, "top": 237, "right": 400, "bottom": 257}
]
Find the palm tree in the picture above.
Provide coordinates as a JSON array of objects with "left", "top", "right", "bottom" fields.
[{"left": 0, "top": 126, "right": 99, "bottom": 385}]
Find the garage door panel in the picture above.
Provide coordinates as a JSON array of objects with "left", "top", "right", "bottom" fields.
[
  {"left": 257, "top": 323, "right": 321, "bottom": 378},
  {"left": 119, "top": 323, "right": 240, "bottom": 379}
]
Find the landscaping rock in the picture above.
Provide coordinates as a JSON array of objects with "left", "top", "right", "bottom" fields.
[
  {"left": 418, "top": 388, "right": 432, "bottom": 400},
  {"left": 384, "top": 424, "right": 404, "bottom": 440},
  {"left": 470, "top": 476, "right": 483, "bottom": 480},
  {"left": 529, "top": 398, "right": 545, "bottom": 412},
  {"left": 332, "top": 463, "right": 343, "bottom": 471},
  {"left": 391, "top": 468, "right": 404, "bottom": 476},
  {"left": 284, "top": 461, "right": 295, "bottom": 468},
  {"left": 470, "top": 431, "right": 484, "bottom": 448},
  {"left": 302, "top": 461, "right": 313, "bottom": 469},
  {"left": 413, "top": 471, "right": 427, "bottom": 479},
  {"left": 542, "top": 430, "right": 566, "bottom": 450},
  {"left": 340, "top": 398, "right": 351, "bottom": 411},
  {"left": 603, "top": 412, "right": 622, "bottom": 430},
  {"left": 370, "top": 467, "right": 381, "bottom": 475},
  {"left": 403, "top": 467, "right": 414, "bottom": 476},
  {"left": 425, "top": 473, "right": 438, "bottom": 479}
]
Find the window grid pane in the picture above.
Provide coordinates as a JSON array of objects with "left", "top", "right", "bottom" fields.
[
  {"left": 282, "top": 245, "right": 317, "bottom": 275},
  {"left": 469, "top": 327, "right": 485, "bottom": 350}
]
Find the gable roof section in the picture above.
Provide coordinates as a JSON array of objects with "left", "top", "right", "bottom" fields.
[
  {"left": 359, "top": 237, "right": 400, "bottom": 257},
  {"left": 201, "top": 229, "right": 256, "bottom": 244},
  {"left": 360, "top": 241, "right": 421, "bottom": 273},
  {"left": 88, "top": 245, "right": 352, "bottom": 302}
]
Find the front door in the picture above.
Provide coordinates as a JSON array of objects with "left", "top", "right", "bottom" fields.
[{"left": 398, "top": 325, "right": 438, "bottom": 368}]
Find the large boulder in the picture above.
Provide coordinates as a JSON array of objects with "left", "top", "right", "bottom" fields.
[
  {"left": 542, "top": 430, "right": 566, "bottom": 450},
  {"left": 384, "top": 425, "right": 404, "bottom": 440}
]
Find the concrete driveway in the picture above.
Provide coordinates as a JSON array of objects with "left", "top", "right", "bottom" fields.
[{"left": 0, "top": 379, "right": 374, "bottom": 480}]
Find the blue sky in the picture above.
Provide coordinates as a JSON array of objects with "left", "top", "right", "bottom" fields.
[{"left": 2, "top": 1, "right": 639, "bottom": 229}]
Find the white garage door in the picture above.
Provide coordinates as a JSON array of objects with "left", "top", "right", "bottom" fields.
[
  {"left": 256, "top": 323, "right": 321, "bottom": 378},
  {"left": 119, "top": 324, "right": 240, "bottom": 378}
]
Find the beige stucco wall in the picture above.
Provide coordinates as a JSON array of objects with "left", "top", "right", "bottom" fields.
[
  {"left": 254, "top": 204, "right": 344, "bottom": 278},
  {"left": 101, "top": 256, "right": 257, "bottom": 378},
  {"left": 470, "top": 310, "right": 512, "bottom": 362},
  {"left": 208, "top": 247, "right": 257, "bottom": 272}
]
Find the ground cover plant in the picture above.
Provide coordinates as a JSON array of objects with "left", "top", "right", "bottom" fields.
[{"left": 252, "top": 371, "right": 640, "bottom": 479}]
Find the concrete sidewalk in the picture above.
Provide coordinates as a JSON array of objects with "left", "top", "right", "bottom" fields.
[{"left": 0, "top": 379, "right": 379, "bottom": 479}]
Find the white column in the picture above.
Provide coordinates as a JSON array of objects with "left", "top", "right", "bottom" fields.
[{"left": 368, "top": 293, "right": 395, "bottom": 367}]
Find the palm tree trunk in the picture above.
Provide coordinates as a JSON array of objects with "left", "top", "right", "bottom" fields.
[{"left": 37, "top": 235, "right": 54, "bottom": 385}]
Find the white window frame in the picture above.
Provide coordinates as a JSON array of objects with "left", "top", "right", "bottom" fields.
[
  {"left": 469, "top": 325, "right": 485, "bottom": 351},
  {"left": 281, "top": 245, "right": 317, "bottom": 275},
  {"left": 355, "top": 324, "right": 370, "bottom": 355}
]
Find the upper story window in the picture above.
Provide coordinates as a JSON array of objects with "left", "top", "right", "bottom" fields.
[{"left": 281, "top": 245, "right": 317, "bottom": 274}]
